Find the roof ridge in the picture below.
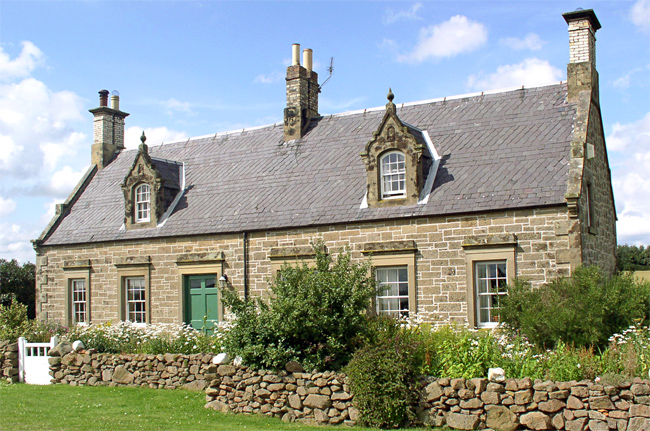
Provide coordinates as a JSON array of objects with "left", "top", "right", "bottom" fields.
[{"left": 142, "top": 80, "right": 567, "bottom": 150}]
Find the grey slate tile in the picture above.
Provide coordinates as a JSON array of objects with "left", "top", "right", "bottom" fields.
[{"left": 43, "top": 83, "right": 575, "bottom": 245}]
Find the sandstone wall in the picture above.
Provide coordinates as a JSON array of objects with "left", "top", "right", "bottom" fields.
[
  {"left": 37, "top": 206, "right": 575, "bottom": 327},
  {"left": 0, "top": 340, "right": 19, "bottom": 383},
  {"left": 49, "top": 353, "right": 650, "bottom": 430}
]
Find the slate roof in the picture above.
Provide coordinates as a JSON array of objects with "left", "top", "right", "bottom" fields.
[{"left": 42, "top": 83, "right": 575, "bottom": 246}]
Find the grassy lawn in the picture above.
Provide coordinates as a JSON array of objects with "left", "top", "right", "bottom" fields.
[{"left": 0, "top": 383, "right": 429, "bottom": 431}]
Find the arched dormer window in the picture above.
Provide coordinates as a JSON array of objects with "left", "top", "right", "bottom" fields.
[
  {"left": 121, "top": 132, "right": 181, "bottom": 230},
  {"left": 381, "top": 151, "right": 406, "bottom": 199},
  {"left": 360, "top": 90, "right": 428, "bottom": 208},
  {"left": 135, "top": 184, "right": 151, "bottom": 223}
]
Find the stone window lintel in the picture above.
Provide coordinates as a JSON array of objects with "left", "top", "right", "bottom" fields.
[
  {"left": 362, "top": 240, "right": 417, "bottom": 255},
  {"left": 269, "top": 245, "right": 324, "bottom": 260},
  {"left": 176, "top": 252, "right": 225, "bottom": 266},
  {"left": 63, "top": 259, "right": 91, "bottom": 270},
  {"left": 114, "top": 256, "right": 151, "bottom": 268},
  {"left": 462, "top": 234, "right": 517, "bottom": 249}
]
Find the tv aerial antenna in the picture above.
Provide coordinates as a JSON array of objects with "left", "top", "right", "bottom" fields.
[{"left": 319, "top": 57, "right": 334, "bottom": 90}]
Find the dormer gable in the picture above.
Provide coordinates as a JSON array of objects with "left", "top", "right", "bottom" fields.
[
  {"left": 360, "top": 89, "right": 428, "bottom": 208},
  {"left": 121, "top": 132, "right": 181, "bottom": 230}
]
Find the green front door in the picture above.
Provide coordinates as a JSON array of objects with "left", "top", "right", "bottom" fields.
[{"left": 184, "top": 274, "right": 219, "bottom": 333}]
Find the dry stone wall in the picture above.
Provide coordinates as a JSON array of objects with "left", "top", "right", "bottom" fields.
[
  {"left": 418, "top": 376, "right": 650, "bottom": 431},
  {"left": 49, "top": 353, "right": 650, "bottom": 430},
  {"left": 48, "top": 350, "right": 215, "bottom": 391},
  {"left": 0, "top": 340, "right": 19, "bottom": 383},
  {"left": 204, "top": 365, "right": 356, "bottom": 426}
]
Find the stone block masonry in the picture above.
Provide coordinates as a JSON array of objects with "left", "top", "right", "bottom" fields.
[
  {"left": 49, "top": 352, "right": 650, "bottom": 430},
  {"left": 37, "top": 206, "right": 577, "bottom": 327},
  {"left": 0, "top": 340, "right": 19, "bottom": 383}
]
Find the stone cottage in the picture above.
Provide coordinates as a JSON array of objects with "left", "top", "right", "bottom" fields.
[{"left": 33, "top": 9, "right": 616, "bottom": 330}]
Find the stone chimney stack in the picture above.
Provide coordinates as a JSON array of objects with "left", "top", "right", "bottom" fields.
[
  {"left": 89, "top": 90, "right": 129, "bottom": 169},
  {"left": 284, "top": 44, "right": 319, "bottom": 141},
  {"left": 563, "top": 9, "right": 601, "bottom": 104}
]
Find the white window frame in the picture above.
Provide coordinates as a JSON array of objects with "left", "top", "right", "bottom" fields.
[
  {"left": 364, "top": 247, "right": 417, "bottom": 318},
  {"left": 125, "top": 276, "right": 147, "bottom": 324},
  {"left": 135, "top": 184, "right": 151, "bottom": 223},
  {"left": 71, "top": 279, "right": 88, "bottom": 325},
  {"left": 63, "top": 262, "right": 91, "bottom": 326},
  {"left": 376, "top": 266, "right": 410, "bottom": 317},
  {"left": 474, "top": 261, "right": 508, "bottom": 328},
  {"left": 380, "top": 151, "right": 406, "bottom": 199},
  {"left": 464, "top": 244, "right": 516, "bottom": 329}
]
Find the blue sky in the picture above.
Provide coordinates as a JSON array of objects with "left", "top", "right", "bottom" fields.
[{"left": 1, "top": 0, "right": 649, "bottom": 263}]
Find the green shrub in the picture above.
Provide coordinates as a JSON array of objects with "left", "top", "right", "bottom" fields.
[
  {"left": 0, "top": 301, "right": 67, "bottom": 343},
  {"left": 345, "top": 317, "right": 419, "bottom": 428},
  {"left": 220, "top": 241, "right": 377, "bottom": 371},
  {"left": 499, "top": 266, "right": 650, "bottom": 349},
  {"left": 0, "top": 301, "right": 29, "bottom": 342}
]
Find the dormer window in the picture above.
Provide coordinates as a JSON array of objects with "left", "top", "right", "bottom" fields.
[
  {"left": 381, "top": 151, "right": 406, "bottom": 199},
  {"left": 361, "top": 89, "right": 436, "bottom": 208},
  {"left": 121, "top": 132, "right": 182, "bottom": 230},
  {"left": 135, "top": 184, "right": 151, "bottom": 223}
]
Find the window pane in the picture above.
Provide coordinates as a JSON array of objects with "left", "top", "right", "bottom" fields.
[
  {"left": 126, "top": 277, "right": 146, "bottom": 324},
  {"left": 376, "top": 266, "right": 409, "bottom": 317},
  {"left": 380, "top": 152, "right": 406, "bottom": 198},
  {"left": 71, "top": 279, "right": 87, "bottom": 324},
  {"left": 135, "top": 184, "right": 151, "bottom": 222},
  {"left": 475, "top": 261, "right": 508, "bottom": 328}
]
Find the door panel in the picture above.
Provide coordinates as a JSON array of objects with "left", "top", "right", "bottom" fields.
[{"left": 184, "top": 274, "right": 219, "bottom": 333}]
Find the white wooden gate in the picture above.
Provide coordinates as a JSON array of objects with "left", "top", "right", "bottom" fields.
[{"left": 18, "top": 336, "right": 58, "bottom": 385}]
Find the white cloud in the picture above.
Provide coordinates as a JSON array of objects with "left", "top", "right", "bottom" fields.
[
  {"left": 163, "top": 98, "right": 193, "bottom": 115},
  {"left": 398, "top": 15, "right": 487, "bottom": 63},
  {"left": 630, "top": 0, "right": 650, "bottom": 32},
  {"left": 613, "top": 67, "right": 645, "bottom": 89},
  {"left": 500, "top": 33, "right": 545, "bottom": 51},
  {"left": 0, "top": 222, "right": 37, "bottom": 263},
  {"left": 607, "top": 112, "right": 650, "bottom": 152},
  {"left": 0, "top": 197, "right": 17, "bottom": 218},
  {"left": 467, "top": 58, "right": 563, "bottom": 91},
  {"left": 40, "top": 199, "right": 59, "bottom": 226},
  {"left": 608, "top": 112, "right": 650, "bottom": 245},
  {"left": 48, "top": 165, "right": 87, "bottom": 197},
  {"left": 383, "top": 3, "right": 423, "bottom": 25},
  {"left": 254, "top": 71, "right": 284, "bottom": 84},
  {"left": 0, "top": 75, "right": 86, "bottom": 178},
  {"left": 0, "top": 41, "right": 44, "bottom": 82},
  {"left": 124, "top": 126, "right": 188, "bottom": 150}
]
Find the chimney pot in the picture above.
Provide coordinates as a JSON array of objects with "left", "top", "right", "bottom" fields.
[
  {"left": 99, "top": 89, "right": 109, "bottom": 107},
  {"left": 303, "top": 49, "right": 313, "bottom": 73},
  {"left": 292, "top": 44, "right": 301, "bottom": 66},
  {"left": 111, "top": 94, "right": 120, "bottom": 111}
]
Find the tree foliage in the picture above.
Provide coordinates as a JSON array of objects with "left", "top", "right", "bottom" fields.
[
  {"left": 499, "top": 266, "right": 650, "bottom": 349},
  {"left": 0, "top": 259, "right": 36, "bottom": 319},
  {"left": 220, "top": 242, "right": 377, "bottom": 371},
  {"left": 617, "top": 244, "right": 650, "bottom": 271}
]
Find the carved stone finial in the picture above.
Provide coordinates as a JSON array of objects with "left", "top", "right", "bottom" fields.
[
  {"left": 386, "top": 88, "right": 396, "bottom": 114},
  {"left": 139, "top": 131, "right": 148, "bottom": 155}
]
